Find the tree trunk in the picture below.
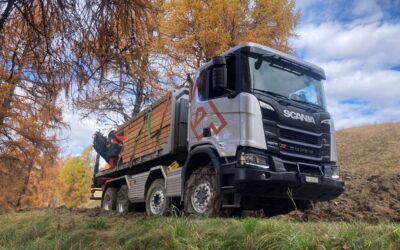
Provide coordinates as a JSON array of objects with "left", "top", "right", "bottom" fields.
[
  {"left": 0, "top": 83, "right": 16, "bottom": 127},
  {"left": 15, "top": 160, "right": 34, "bottom": 208},
  {"left": 131, "top": 80, "right": 144, "bottom": 118}
]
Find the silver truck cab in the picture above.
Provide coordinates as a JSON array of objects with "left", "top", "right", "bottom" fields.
[{"left": 186, "top": 42, "right": 344, "bottom": 211}]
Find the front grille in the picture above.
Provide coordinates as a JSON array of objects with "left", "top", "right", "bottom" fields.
[
  {"left": 262, "top": 119, "right": 331, "bottom": 161},
  {"left": 275, "top": 125, "right": 324, "bottom": 160},
  {"left": 283, "top": 143, "right": 321, "bottom": 158},
  {"left": 260, "top": 105, "right": 332, "bottom": 161},
  {"left": 280, "top": 128, "right": 319, "bottom": 145}
]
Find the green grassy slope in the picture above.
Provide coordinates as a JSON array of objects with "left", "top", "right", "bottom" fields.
[{"left": 0, "top": 209, "right": 399, "bottom": 250}]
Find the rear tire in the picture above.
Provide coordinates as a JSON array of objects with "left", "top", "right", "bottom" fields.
[
  {"left": 184, "top": 167, "right": 221, "bottom": 217},
  {"left": 116, "top": 185, "right": 133, "bottom": 214},
  {"left": 102, "top": 187, "right": 117, "bottom": 211},
  {"left": 146, "top": 179, "right": 169, "bottom": 216}
]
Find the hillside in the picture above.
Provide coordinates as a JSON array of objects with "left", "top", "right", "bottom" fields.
[
  {"left": 286, "top": 122, "right": 400, "bottom": 222},
  {"left": 337, "top": 122, "right": 400, "bottom": 175}
]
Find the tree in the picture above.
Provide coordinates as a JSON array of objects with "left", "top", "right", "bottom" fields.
[
  {"left": 158, "top": 0, "right": 300, "bottom": 82},
  {"left": 72, "top": 0, "right": 165, "bottom": 124},
  {"left": 18, "top": 157, "right": 63, "bottom": 209},
  {"left": 0, "top": 0, "right": 151, "bottom": 209},
  {"left": 0, "top": 0, "right": 71, "bottom": 209},
  {"left": 58, "top": 147, "right": 92, "bottom": 208}
]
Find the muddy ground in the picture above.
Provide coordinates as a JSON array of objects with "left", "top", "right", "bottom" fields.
[
  {"left": 280, "top": 171, "right": 400, "bottom": 222},
  {"left": 16, "top": 171, "right": 400, "bottom": 223},
  {"left": 56, "top": 171, "right": 400, "bottom": 223}
]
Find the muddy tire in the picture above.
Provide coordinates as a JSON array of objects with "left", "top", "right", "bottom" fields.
[
  {"left": 146, "top": 179, "right": 169, "bottom": 216},
  {"left": 116, "top": 185, "right": 133, "bottom": 214},
  {"left": 102, "top": 187, "right": 117, "bottom": 211},
  {"left": 184, "top": 167, "right": 221, "bottom": 217}
]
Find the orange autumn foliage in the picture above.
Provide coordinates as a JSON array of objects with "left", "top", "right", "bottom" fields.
[
  {"left": 0, "top": 0, "right": 151, "bottom": 210},
  {"left": 157, "top": 0, "right": 299, "bottom": 82}
]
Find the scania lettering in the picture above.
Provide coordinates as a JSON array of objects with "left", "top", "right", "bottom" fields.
[
  {"left": 91, "top": 42, "right": 344, "bottom": 216},
  {"left": 283, "top": 110, "right": 316, "bottom": 124}
]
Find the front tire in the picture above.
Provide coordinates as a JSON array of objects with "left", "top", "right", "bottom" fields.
[
  {"left": 146, "top": 179, "right": 169, "bottom": 216},
  {"left": 116, "top": 185, "right": 133, "bottom": 214},
  {"left": 102, "top": 187, "right": 117, "bottom": 211},
  {"left": 184, "top": 167, "right": 221, "bottom": 217}
]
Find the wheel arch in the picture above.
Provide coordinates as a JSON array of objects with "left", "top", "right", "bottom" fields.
[
  {"left": 102, "top": 176, "right": 128, "bottom": 206},
  {"left": 181, "top": 145, "right": 222, "bottom": 200},
  {"left": 144, "top": 166, "right": 167, "bottom": 199}
]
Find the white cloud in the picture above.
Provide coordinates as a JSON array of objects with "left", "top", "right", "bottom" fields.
[
  {"left": 328, "top": 99, "right": 400, "bottom": 129},
  {"left": 294, "top": 23, "right": 400, "bottom": 69},
  {"left": 291, "top": 2, "right": 400, "bottom": 129}
]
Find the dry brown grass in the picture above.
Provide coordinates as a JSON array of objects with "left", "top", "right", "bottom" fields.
[{"left": 337, "top": 122, "right": 400, "bottom": 176}]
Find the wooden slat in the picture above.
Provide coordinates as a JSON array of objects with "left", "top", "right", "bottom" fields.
[
  {"left": 118, "top": 94, "right": 173, "bottom": 165},
  {"left": 124, "top": 123, "right": 170, "bottom": 143},
  {"left": 124, "top": 108, "right": 171, "bottom": 134},
  {"left": 124, "top": 125, "right": 171, "bottom": 146},
  {"left": 118, "top": 94, "right": 171, "bottom": 131},
  {"left": 124, "top": 117, "right": 171, "bottom": 142},
  {"left": 121, "top": 133, "right": 170, "bottom": 160},
  {"left": 122, "top": 130, "right": 170, "bottom": 155},
  {"left": 120, "top": 128, "right": 170, "bottom": 158}
]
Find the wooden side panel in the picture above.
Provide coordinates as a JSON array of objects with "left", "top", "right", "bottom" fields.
[{"left": 119, "top": 95, "right": 172, "bottom": 164}]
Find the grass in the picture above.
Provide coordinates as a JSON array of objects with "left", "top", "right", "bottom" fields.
[{"left": 0, "top": 209, "right": 399, "bottom": 250}]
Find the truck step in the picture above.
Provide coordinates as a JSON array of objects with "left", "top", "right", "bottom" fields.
[{"left": 221, "top": 185, "right": 235, "bottom": 190}]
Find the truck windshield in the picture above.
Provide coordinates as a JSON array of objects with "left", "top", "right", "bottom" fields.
[{"left": 246, "top": 54, "right": 327, "bottom": 110}]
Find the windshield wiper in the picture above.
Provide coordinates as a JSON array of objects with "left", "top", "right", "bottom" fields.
[
  {"left": 252, "top": 88, "right": 289, "bottom": 100},
  {"left": 290, "top": 99, "right": 323, "bottom": 110}
]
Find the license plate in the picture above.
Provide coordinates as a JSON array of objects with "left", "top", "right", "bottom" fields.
[{"left": 305, "top": 176, "right": 319, "bottom": 183}]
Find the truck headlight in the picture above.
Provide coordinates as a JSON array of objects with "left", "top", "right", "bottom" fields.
[{"left": 239, "top": 152, "right": 269, "bottom": 169}]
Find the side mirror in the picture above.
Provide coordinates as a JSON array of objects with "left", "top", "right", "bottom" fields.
[{"left": 211, "top": 56, "right": 227, "bottom": 89}]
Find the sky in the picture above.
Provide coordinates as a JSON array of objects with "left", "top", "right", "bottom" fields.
[
  {"left": 61, "top": 0, "right": 400, "bottom": 155},
  {"left": 292, "top": 0, "right": 400, "bottom": 129}
]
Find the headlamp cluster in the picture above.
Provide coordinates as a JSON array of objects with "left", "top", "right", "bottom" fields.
[{"left": 239, "top": 152, "right": 269, "bottom": 169}]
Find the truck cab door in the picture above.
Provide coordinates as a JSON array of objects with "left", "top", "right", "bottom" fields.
[{"left": 189, "top": 58, "right": 240, "bottom": 157}]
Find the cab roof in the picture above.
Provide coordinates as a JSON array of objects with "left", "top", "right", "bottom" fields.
[{"left": 198, "top": 42, "right": 326, "bottom": 80}]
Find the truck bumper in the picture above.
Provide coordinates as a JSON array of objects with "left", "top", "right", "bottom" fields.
[{"left": 233, "top": 167, "right": 344, "bottom": 201}]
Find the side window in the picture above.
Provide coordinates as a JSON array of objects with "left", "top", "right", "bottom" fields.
[{"left": 197, "top": 71, "right": 207, "bottom": 101}]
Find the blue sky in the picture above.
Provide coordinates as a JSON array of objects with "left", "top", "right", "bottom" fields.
[{"left": 62, "top": 0, "right": 400, "bottom": 155}]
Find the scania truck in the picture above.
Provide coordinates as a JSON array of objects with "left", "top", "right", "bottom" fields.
[{"left": 91, "top": 42, "right": 344, "bottom": 216}]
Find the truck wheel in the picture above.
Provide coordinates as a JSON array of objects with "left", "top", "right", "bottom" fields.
[
  {"left": 103, "top": 187, "right": 117, "bottom": 211},
  {"left": 184, "top": 167, "right": 221, "bottom": 217},
  {"left": 146, "top": 179, "right": 169, "bottom": 216},
  {"left": 116, "top": 185, "right": 133, "bottom": 214}
]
